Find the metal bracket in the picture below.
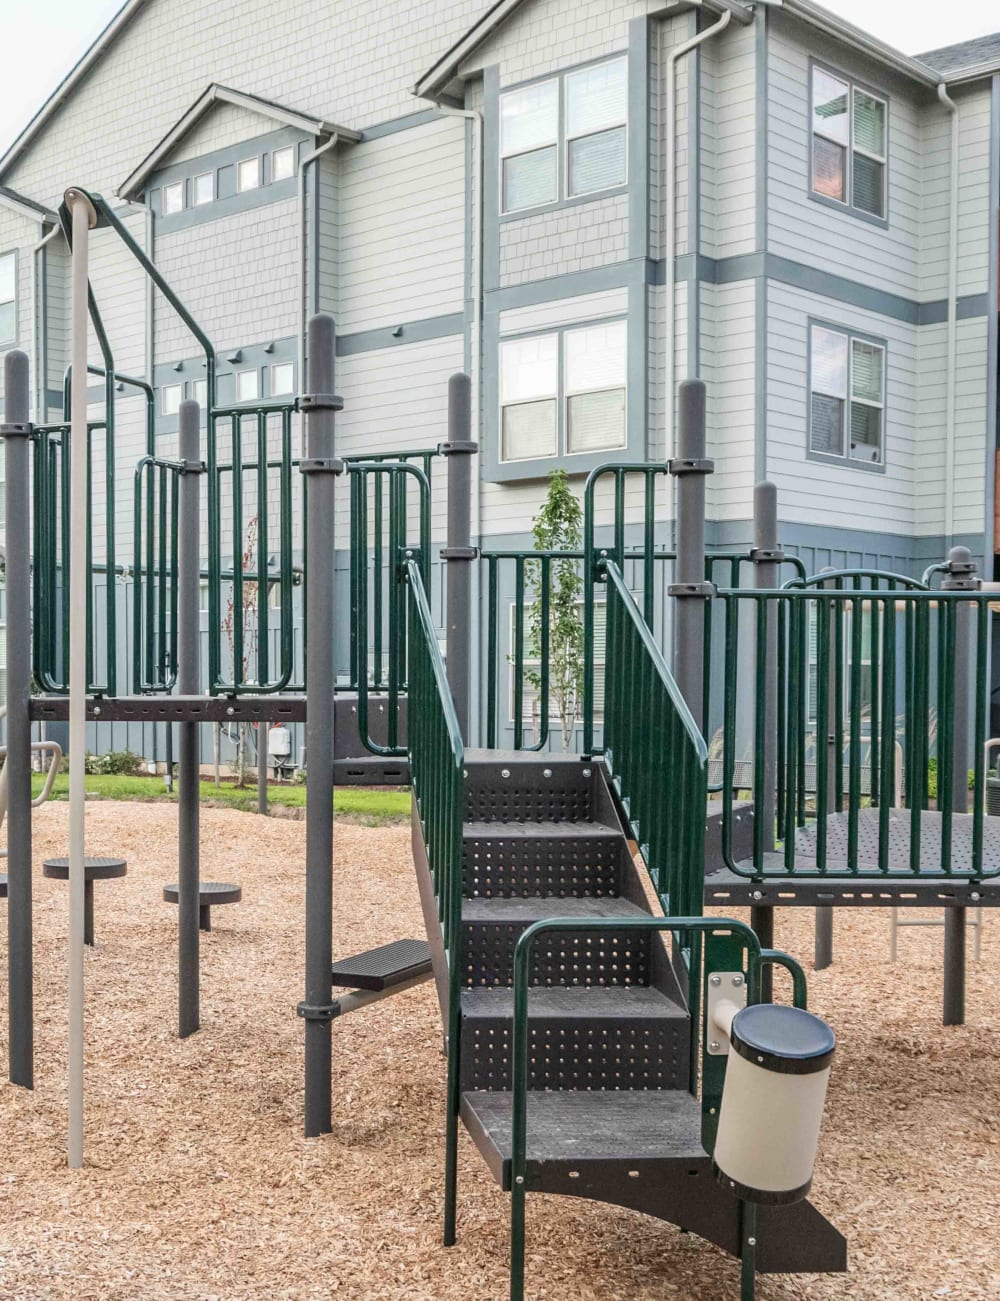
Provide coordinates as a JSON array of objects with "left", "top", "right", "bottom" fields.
[
  {"left": 438, "top": 440, "right": 478, "bottom": 455},
  {"left": 668, "top": 456, "right": 715, "bottom": 476},
  {"left": 298, "top": 392, "right": 344, "bottom": 412},
  {"left": 0, "top": 422, "right": 31, "bottom": 437},
  {"left": 749, "top": 546, "right": 785, "bottom": 563},
  {"left": 440, "top": 545, "right": 479, "bottom": 560},
  {"left": 178, "top": 459, "right": 206, "bottom": 475},
  {"left": 668, "top": 581, "right": 715, "bottom": 597},
  {"left": 296, "top": 1001, "right": 340, "bottom": 1022},
  {"left": 706, "top": 971, "right": 747, "bottom": 1055},
  {"left": 299, "top": 457, "right": 345, "bottom": 475}
]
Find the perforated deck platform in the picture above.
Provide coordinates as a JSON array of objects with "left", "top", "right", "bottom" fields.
[
  {"left": 329, "top": 938, "right": 432, "bottom": 990},
  {"left": 705, "top": 809, "right": 1000, "bottom": 907}
]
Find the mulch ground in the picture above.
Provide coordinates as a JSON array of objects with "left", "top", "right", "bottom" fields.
[{"left": 0, "top": 800, "right": 997, "bottom": 1299}]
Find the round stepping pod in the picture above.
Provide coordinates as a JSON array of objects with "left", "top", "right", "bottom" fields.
[
  {"left": 162, "top": 881, "right": 242, "bottom": 932},
  {"left": 42, "top": 857, "right": 127, "bottom": 946}
]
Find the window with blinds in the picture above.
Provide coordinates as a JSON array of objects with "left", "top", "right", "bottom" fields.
[
  {"left": 500, "top": 320, "right": 627, "bottom": 463},
  {"left": 809, "top": 323, "right": 885, "bottom": 466},
  {"left": 811, "top": 66, "right": 886, "bottom": 220},
  {"left": 500, "top": 57, "right": 627, "bottom": 214}
]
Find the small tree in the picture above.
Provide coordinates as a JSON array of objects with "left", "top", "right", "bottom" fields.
[{"left": 524, "top": 470, "right": 584, "bottom": 750}]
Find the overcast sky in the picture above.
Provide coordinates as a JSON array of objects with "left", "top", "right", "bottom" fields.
[{"left": 2, "top": 0, "right": 999, "bottom": 161}]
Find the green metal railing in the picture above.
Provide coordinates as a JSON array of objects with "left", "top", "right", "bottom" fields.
[
  {"left": 133, "top": 455, "right": 180, "bottom": 692},
  {"left": 718, "top": 574, "right": 998, "bottom": 879},
  {"left": 405, "top": 559, "right": 464, "bottom": 1246},
  {"left": 601, "top": 559, "right": 708, "bottom": 915}
]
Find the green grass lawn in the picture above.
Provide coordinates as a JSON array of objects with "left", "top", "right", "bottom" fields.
[{"left": 29, "top": 773, "right": 411, "bottom": 824}]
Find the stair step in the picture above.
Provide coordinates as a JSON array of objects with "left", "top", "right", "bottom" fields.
[
  {"left": 330, "top": 938, "right": 431, "bottom": 991},
  {"left": 464, "top": 751, "right": 597, "bottom": 824},
  {"left": 463, "top": 820, "right": 626, "bottom": 899},
  {"left": 460, "top": 1088, "right": 705, "bottom": 1189},
  {"left": 459, "top": 986, "right": 689, "bottom": 1091},
  {"left": 462, "top": 895, "right": 653, "bottom": 988}
]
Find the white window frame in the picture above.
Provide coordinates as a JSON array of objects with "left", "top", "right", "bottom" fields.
[
  {"left": 236, "top": 369, "right": 260, "bottom": 403},
  {"left": 192, "top": 171, "right": 215, "bottom": 206},
  {"left": 192, "top": 378, "right": 208, "bottom": 409},
  {"left": 0, "top": 250, "right": 16, "bottom": 346},
  {"left": 499, "top": 333, "right": 559, "bottom": 463},
  {"left": 563, "top": 58, "right": 629, "bottom": 200},
  {"left": 500, "top": 319, "right": 628, "bottom": 464},
  {"left": 810, "top": 64, "right": 887, "bottom": 221},
  {"left": 161, "top": 181, "right": 185, "bottom": 215},
  {"left": 808, "top": 322, "right": 886, "bottom": 468},
  {"left": 500, "top": 55, "right": 628, "bottom": 215},
  {"left": 237, "top": 157, "right": 261, "bottom": 193},
  {"left": 161, "top": 382, "right": 183, "bottom": 416},
  {"left": 271, "top": 145, "right": 296, "bottom": 182},
  {"left": 270, "top": 361, "right": 295, "bottom": 397}
]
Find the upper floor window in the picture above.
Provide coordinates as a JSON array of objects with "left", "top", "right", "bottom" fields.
[
  {"left": 0, "top": 252, "right": 15, "bottom": 345},
  {"left": 500, "top": 319, "right": 627, "bottom": 463},
  {"left": 236, "top": 369, "right": 260, "bottom": 402},
  {"left": 162, "top": 181, "right": 185, "bottom": 215},
  {"left": 161, "top": 382, "right": 183, "bottom": 416},
  {"left": 237, "top": 157, "right": 261, "bottom": 193},
  {"left": 809, "top": 323, "right": 885, "bottom": 466},
  {"left": 500, "top": 56, "right": 627, "bottom": 214},
  {"left": 811, "top": 67, "right": 886, "bottom": 220},
  {"left": 271, "top": 145, "right": 296, "bottom": 181},
  {"left": 193, "top": 172, "right": 214, "bottom": 206},
  {"left": 270, "top": 362, "right": 294, "bottom": 396}
]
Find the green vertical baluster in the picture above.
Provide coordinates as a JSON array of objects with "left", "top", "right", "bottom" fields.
[
  {"left": 973, "top": 597, "right": 987, "bottom": 877},
  {"left": 939, "top": 598, "right": 955, "bottom": 874},
  {"left": 537, "top": 555, "right": 550, "bottom": 752},
  {"left": 815, "top": 597, "right": 830, "bottom": 874},
  {"left": 158, "top": 463, "right": 167, "bottom": 687},
  {"left": 879, "top": 596, "right": 896, "bottom": 868},
  {"left": 279, "top": 409, "right": 294, "bottom": 690},
  {"left": 257, "top": 411, "right": 270, "bottom": 689},
  {"left": 870, "top": 582, "right": 881, "bottom": 807},
  {"left": 753, "top": 595, "right": 768, "bottom": 871},
  {"left": 232, "top": 415, "right": 245, "bottom": 690},
  {"left": 722, "top": 596, "right": 739, "bottom": 866},
  {"left": 847, "top": 593, "right": 862, "bottom": 872},
  {"left": 487, "top": 556, "right": 498, "bottom": 749},
  {"left": 513, "top": 557, "right": 525, "bottom": 750}
]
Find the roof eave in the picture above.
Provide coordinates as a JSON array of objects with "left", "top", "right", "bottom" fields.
[
  {"left": 779, "top": 0, "right": 940, "bottom": 88},
  {"left": 0, "top": 186, "right": 57, "bottom": 225}
]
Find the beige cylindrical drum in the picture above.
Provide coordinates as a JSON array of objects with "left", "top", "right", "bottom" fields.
[{"left": 713, "top": 1003, "right": 835, "bottom": 1204}]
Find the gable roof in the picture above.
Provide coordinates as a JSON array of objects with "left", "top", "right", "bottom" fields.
[
  {"left": 918, "top": 32, "right": 1000, "bottom": 77},
  {"left": 0, "top": 0, "right": 150, "bottom": 179},
  {"left": 0, "top": 185, "right": 57, "bottom": 225},
  {"left": 117, "top": 85, "right": 361, "bottom": 201}
]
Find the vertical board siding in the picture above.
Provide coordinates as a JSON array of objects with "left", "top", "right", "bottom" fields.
[
  {"left": 700, "top": 19, "right": 757, "bottom": 260},
  {"left": 702, "top": 279, "right": 756, "bottom": 521}
]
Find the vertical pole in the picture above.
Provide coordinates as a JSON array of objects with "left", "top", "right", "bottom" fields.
[
  {"left": 441, "top": 373, "right": 477, "bottom": 743},
  {"left": 4, "top": 349, "right": 34, "bottom": 1088},
  {"left": 942, "top": 545, "right": 975, "bottom": 1026},
  {"left": 66, "top": 187, "right": 98, "bottom": 1169},
  {"left": 751, "top": 483, "right": 781, "bottom": 1001},
  {"left": 814, "top": 571, "right": 839, "bottom": 972},
  {"left": 669, "top": 379, "right": 714, "bottom": 727},
  {"left": 177, "top": 398, "right": 202, "bottom": 1038},
  {"left": 257, "top": 724, "right": 268, "bottom": 815},
  {"left": 298, "top": 314, "right": 342, "bottom": 1137}
]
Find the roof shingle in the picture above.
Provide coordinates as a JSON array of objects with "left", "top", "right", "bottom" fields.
[{"left": 918, "top": 32, "right": 1000, "bottom": 76}]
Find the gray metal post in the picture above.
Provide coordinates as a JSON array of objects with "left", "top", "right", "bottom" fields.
[
  {"left": 297, "top": 314, "right": 342, "bottom": 1137},
  {"left": 3, "top": 350, "right": 34, "bottom": 1088},
  {"left": 941, "top": 545, "right": 976, "bottom": 1026},
  {"left": 814, "top": 569, "right": 839, "bottom": 972},
  {"left": 177, "top": 399, "right": 202, "bottom": 1039},
  {"left": 441, "top": 373, "right": 477, "bottom": 743},
  {"left": 751, "top": 483, "right": 782, "bottom": 999},
  {"left": 257, "top": 725, "right": 268, "bottom": 815},
  {"left": 669, "top": 379, "right": 714, "bottom": 728}
]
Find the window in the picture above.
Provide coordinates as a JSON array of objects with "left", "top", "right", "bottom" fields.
[
  {"left": 271, "top": 146, "right": 296, "bottom": 181},
  {"left": 161, "top": 383, "right": 183, "bottom": 416},
  {"left": 199, "top": 580, "right": 210, "bottom": 613},
  {"left": 809, "top": 324, "right": 885, "bottom": 465},
  {"left": 237, "top": 157, "right": 261, "bottom": 192},
  {"left": 500, "top": 57, "right": 627, "bottom": 213},
  {"left": 564, "top": 60, "right": 628, "bottom": 197},
  {"left": 270, "top": 362, "right": 294, "bottom": 396},
  {"left": 811, "top": 66, "right": 886, "bottom": 219},
  {"left": 0, "top": 252, "right": 15, "bottom": 345},
  {"left": 236, "top": 369, "right": 260, "bottom": 403},
  {"left": 161, "top": 181, "right": 185, "bottom": 215},
  {"left": 500, "top": 321, "right": 627, "bottom": 463},
  {"left": 193, "top": 172, "right": 214, "bottom": 206},
  {"left": 192, "top": 378, "right": 208, "bottom": 408}
]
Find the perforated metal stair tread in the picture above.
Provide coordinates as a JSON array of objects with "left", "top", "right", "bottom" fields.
[
  {"left": 462, "top": 896, "right": 647, "bottom": 922},
  {"left": 461, "top": 987, "right": 685, "bottom": 1019},
  {"left": 329, "top": 938, "right": 432, "bottom": 990},
  {"left": 461, "top": 1089, "right": 705, "bottom": 1184},
  {"left": 464, "top": 820, "right": 620, "bottom": 839}
]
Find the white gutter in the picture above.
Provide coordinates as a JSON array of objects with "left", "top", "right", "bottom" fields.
[
  {"left": 665, "top": 9, "right": 732, "bottom": 455},
  {"left": 299, "top": 133, "right": 340, "bottom": 450},
  {"left": 937, "top": 83, "right": 959, "bottom": 544},
  {"left": 435, "top": 102, "right": 485, "bottom": 742}
]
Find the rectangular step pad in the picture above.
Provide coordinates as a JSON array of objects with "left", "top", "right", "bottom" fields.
[
  {"left": 463, "top": 820, "right": 626, "bottom": 899},
  {"left": 330, "top": 938, "right": 432, "bottom": 991},
  {"left": 461, "top": 1088, "right": 705, "bottom": 1189},
  {"left": 460, "top": 986, "right": 689, "bottom": 1092},
  {"left": 462, "top": 896, "right": 652, "bottom": 989},
  {"left": 464, "top": 752, "right": 596, "bottom": 825}
]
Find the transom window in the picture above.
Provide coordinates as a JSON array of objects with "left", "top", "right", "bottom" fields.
[
  {"left": 0, "top": 252, "right": 15, "bottom": 345},
  {"left": 811, "top": 66, "right": 886, "bottom": 219},
  {"left": 161, "top": 181, "right": 185, "bottom": 215},
  {"left": 236, "top": 369, "right": 260, "bottom": 403},
  {"left": 271, "top": 145, "right": 296, "bottom": 181},
  {"left": 192, "top": 172, "right": 214, "bottom": 206},
  {"left": 500, "top": 320, "right": 627, "bottom": 463},
  {"left": 809, "top": 323, "right": 885, "bottom": 466},
  {"left": 161, "top": 383, "right": 183, "bottom": 416},
  {"left": 500, "top": 57, "right": 627, "bottom": 214},
  {"left": 237, "top": 157, "right": 261, "bottom": 193},
  {"left": 270, "top": 362, "right": 294, "bottom": 396}
]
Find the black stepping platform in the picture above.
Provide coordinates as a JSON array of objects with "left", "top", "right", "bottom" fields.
[
  {"left": 42, "top": 856, "right": 127, "bottom": 946},
  {"left": 162, "top": 881, "right": 242, "bottom": 932},
  {"left": 330, "top": 938, "right": 432, "bottom": 991}
]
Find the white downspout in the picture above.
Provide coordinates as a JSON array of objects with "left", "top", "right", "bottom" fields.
[
  {"left": 436, "top": 102, "right": 485, "bottom": 741},
  {"left": 299, "top": 132, "right": 340, "bottom": 443},
  {"left": 937, "top": 83, "right": 959, "bottom": 545},
  {"left": 31, "top": 223, "right": 62, "bottom": 420},
  {"left": 666, "top": 10, "right": 731, "bottom": 456}
]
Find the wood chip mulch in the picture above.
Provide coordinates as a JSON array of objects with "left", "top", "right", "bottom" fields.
[{"left": 1, "top": 800, "right": 998, "bottom": 1299}]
